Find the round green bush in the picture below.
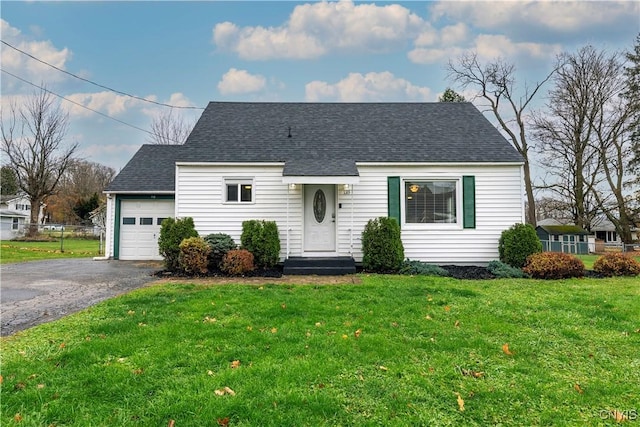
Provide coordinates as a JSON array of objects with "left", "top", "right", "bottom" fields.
[
  {"left": 361, "top": 217, "right": 404, "bottom": 272},
  {"left": 499, "top": 223, "right": 542, "bottom": 268}
]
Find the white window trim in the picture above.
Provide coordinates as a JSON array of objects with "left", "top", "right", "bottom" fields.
[
  {"left": 401, "top": 177, "right": 463, "bottom": 230},
  {"left": 223, "top": 178, "right": 255, "bottom": 204}
]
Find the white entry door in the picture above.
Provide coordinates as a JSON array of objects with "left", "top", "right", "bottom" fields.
[{"left": 304, "top": 184, "right": 336, "bottom": 252}]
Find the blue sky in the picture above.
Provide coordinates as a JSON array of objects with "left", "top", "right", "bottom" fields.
[{"left": 1, "top": 1, "right": 638, "bottom": 172}]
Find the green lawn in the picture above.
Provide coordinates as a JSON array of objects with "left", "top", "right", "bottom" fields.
[
  {"left": 0, "top": 239, "right": 102, "bottom": 264},
  {"left": 1, "top": 275, "right": 638, "bottom": 426}
]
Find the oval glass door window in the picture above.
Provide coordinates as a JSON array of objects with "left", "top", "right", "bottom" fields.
[{"left": 313, "top": 190, "right": 326, "bottom": 223}]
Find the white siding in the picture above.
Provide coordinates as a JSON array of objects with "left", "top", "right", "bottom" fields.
[
  {"left": 176, "top": 163, "right": 524, "bottom": 265},
  {"left": 176, "top": 165, "right": 302, "bottom": 261},
  {"left": 341, "top": 164, "right": 524, "bottom": 265}
]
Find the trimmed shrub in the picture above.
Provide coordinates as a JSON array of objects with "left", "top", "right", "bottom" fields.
[
  {"left": 499, "top": 223, "right": 542, "bottom": 268},
  {"left": 593, "top": 253, "right": 640, "bottom": 277},
  {"left": 220, "top": 249, "right": 255, "bottom": 276},
  {"left": 158, "top": 217, "right": 198, "bottom": 272},
  {"left": 487, "top": 260, "right": 527, "bottom": 279},
  {"left": 523, "top": 252, "right": 585, "bottom": 280},
  {"left": 361, "top": 217, "right": 404, "bottom": 272},
  {"left": 240, "top": 220, "right": 281, "bottom": 269},
  {"left": 178, "top": 237, "right": 211, "bottom": 275},
  {"left": 204, "top": 233, "right": 237, "bottom": 270},
  {"left": 399, "top": 260, "right": 450, "bottom": 277}
]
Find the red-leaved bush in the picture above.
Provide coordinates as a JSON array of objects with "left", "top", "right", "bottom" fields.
[
  {"left": 523, "top": 252, "right": 585, "bottom": 279},
  {"left": 593, "top": 253, "right": 640, "bottom": 277},
  {"left": 220, "top": 249, "right": 255, "bottom": 276}
]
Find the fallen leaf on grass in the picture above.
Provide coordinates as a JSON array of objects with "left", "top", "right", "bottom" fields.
[
  {"left": 230, "top": 360, "right": 241, "bottom": 369},
  {"left": 168, "top": 420, "right": 175, "bottom": 427},
  {"left": 444, "top": 305, "right": 451, "bottom": 312},
  {"left": 341, "top": 334, "right": 348, "bottom": 339},
  {"left": 215, "top": 387, "right": 236, "bottom": 396},
  {"left": 271, "top": 327, "right": 278, "bottom": 334},
  {"left": 354, "top": 329, "right": 362, "bottom": 338},
  {"left": 217, "top": 417, "right": 230, "bottom": 426},
  {"left": 502, "top": 343, "right": 514, "bottom": 356},
  {"left": 574, "top": 383, "right": 584, "bottom": 394},
  {"left": 425, "top": 315, "right": 433, "bottom": 320},
  {"left": 204, "top": 316, "right": 217, "bottom": 323},
  {"left": 281, "top": 303, "right": 287, "bottom": 310},
  {"left": 207, "top": 370, "right": 214, "bottom": 376},
  {"left": 14, "top": 413, "right": 23, "bottom": 422},
  {"left": 379, "top": 366, "right": 388, "bottom": 371},
  {"left": 59, "top": 342, "right": 66, "bottom": 349},
  {"left": 454, "top": 320, "right": 460, "bottom": 328},
  {"left": 459, "top": 367, "right": 484, "bottom": 378},
  {"left": 456, "top": 393, "right": 465, "bottom": 411}
]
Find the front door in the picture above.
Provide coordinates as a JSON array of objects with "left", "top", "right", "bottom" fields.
[{"left": 304, "top": 184, "right": 336, "bottom": 252}]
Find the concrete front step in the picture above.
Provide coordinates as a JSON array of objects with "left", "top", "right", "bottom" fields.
[{"left": 283, "top": 256, "right": 356, "bottom": 276}]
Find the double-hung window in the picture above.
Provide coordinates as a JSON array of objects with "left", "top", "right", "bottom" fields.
[
  {"left": 405, "top": 180, "right": 457, "bottom": 224},
  {"left": 225, "top": 179, "right": 254, "bottom": 203}
]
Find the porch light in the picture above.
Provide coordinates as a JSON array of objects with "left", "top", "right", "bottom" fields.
[
  {"left": 409, "top": 184, "right": 420, "bottom": 193},
  {"left": 288, "top": 183, "right": 296, "bottom": 190},
  {"left": 342, "top": 184, "right": 351, "bottom": 195}
]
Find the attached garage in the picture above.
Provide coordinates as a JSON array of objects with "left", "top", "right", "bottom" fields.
[{"left": 116, "top": 197, "right": 175, "bottom": 260}]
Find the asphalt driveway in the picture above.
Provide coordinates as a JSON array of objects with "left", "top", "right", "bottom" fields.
[{"left": 1, "top": 259, "right": 162, "bottom": 336}]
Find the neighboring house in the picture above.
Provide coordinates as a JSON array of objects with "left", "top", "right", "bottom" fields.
[
  {"left": 535, "top": 224, "right": 590, "bottom": 255},
  {"left": 591, "top": 218, "right": 639, "bottom": 247},
  {"left": 104, "top": 102, "right": 525, "bottom": 265},
  {"left": 0, "top": 194, "right": 37, "bottom": 240}
]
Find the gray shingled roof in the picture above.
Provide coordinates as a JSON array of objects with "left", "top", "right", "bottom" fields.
[
  {"left": 106, "top": 102, "right": 523, "bottom": 193},
  {"left": 105, "top": 145, "right": 181, "bottom": 192}
]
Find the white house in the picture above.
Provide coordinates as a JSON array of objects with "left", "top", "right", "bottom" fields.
[
  {"left": 0, "top": 195, "right": 33, "bottom": 240},
  {"left": 103, "top": 102, "right": 525, "bottom": 268}
]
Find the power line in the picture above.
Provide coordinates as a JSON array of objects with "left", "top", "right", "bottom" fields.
[
  {"left": 1, "top": 39, "right": 204, "bottom": 111},
  {"left": 1, "top": 68, "right": 185, "bottom": 143}
]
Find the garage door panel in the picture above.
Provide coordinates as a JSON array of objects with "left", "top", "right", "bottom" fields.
[{"left": 119, "top": 199, "right": 174, "bottom": 260}]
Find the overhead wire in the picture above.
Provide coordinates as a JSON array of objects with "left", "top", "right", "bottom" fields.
[
  {"left": 1, "top": 68, "right": 183, "bottom": 143},
  {"left": 1, "top": 39, "right": 204, "bottom": 111}
]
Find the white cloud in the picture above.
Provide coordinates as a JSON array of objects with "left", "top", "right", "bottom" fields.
[
  {"left": 305, "top": 71, "right": 431, "bottom": 102},
  {"left": 429, "top": 1, "right": 637, "bottom": 34},
  {"left": 0, "top": 19, "right": 72, "bottom": 90},
  {"left": 217, "top": 68, "right": 267, "bottom": 95},
  {"left": 65, "top": 91, "right": 148, "bottom": 118},
  {"left": 213, "top": 1, "right": 425, "bottom": 60},
  {"left": 474, "top": 34, "right": 561, "bottom": 61}
]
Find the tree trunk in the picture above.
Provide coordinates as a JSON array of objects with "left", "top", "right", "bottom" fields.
[
  {"left": 523, "top": 158, "right": 537, "bottom": 226},
  {"left": 28, "top": 197, "right": 42, "bottom": 237}
]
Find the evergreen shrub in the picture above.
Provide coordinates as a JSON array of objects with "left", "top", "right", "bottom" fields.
[
  {"left": 158, "top": 217, "right": 198, "bottom": 271},
  {"left": 499, "top": 223, "right": 542, "bottom": 268},
  {"left": 204, "top": 233, "right": 237, "bottom": 270},
  {"left": 361, "top": 217, "right": 404, "bottom": 272},
  {"left": 240, "top": 220, "right": 281, "bottom": 268},
  {"left": 487, "top": 260, "right": 527, "bottom": 278},
  {"left": 399, "top": 260, "right": 450, "bottom": 277}
]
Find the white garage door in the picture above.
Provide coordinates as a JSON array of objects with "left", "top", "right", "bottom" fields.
[{"left": 119, "top": 199, "right": 175, "bottom": 260}]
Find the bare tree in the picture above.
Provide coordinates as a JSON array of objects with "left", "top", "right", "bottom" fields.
[
  {"left": 146, "top": 109, "right": 192, "bottom": 145},
  {"left": 1, "top": 88, "right": 78, "bottom": 236},
  {"left": 448, "top": 53, "right": 555, "bottom": 226},
  {"left": 533, "top": 45, "right": 637, "bottom": 241}
]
